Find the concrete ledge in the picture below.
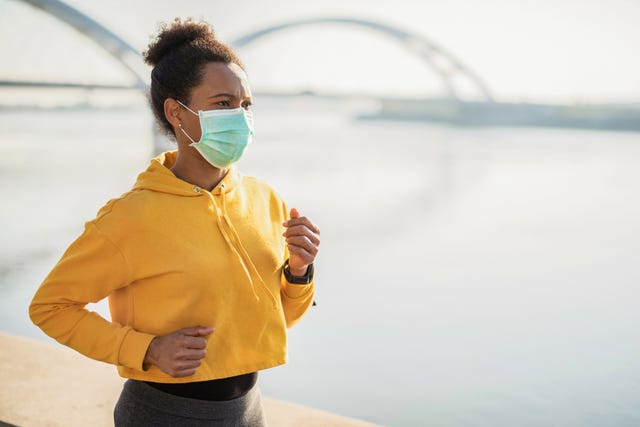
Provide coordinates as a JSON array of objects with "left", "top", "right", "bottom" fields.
[{"left": 0, "top": 333, "right": 380, "bottom": 427}]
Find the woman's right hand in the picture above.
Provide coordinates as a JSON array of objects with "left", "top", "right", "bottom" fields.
[{"left": 143, "top": 326, "right": 215, "bottom": 377}]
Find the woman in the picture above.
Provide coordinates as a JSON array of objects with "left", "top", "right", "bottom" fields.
[{"left": 29, "top": 18, "right": 319, "bottom": 426}]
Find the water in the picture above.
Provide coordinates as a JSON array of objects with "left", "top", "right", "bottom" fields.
[{"left": 1, "top": 100, "right": 640, "bottom": 427}]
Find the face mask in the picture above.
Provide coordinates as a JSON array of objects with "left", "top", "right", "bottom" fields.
[{"left": 177, "top": 100, "right": 254, "bottom": 168}]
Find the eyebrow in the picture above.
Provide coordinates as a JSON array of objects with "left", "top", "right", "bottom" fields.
[
  {"left": 208, "top": 93, "right": 236, "bottom": 99},
  {"left": 208, "top": 93, "right": 252, "bottom": 100}
]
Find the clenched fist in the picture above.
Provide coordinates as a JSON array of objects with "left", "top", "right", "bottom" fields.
[
  {"left": 143, "top": 326, "right": 215, "bottom": 377},
  {"left": 282, "top": 208, "right": 320, "bottom": 276}
]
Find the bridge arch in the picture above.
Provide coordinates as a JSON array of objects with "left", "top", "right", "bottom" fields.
[
  {"left": 231, "top": 17, "right": 494, "bottom": 102},
  {"left": 12, "top": 4, "right": 493, "bottom": 102},
  {"left": 17, "top": 0, "right": 147, "bottom": 89}
]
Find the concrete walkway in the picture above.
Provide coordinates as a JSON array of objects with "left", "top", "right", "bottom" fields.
[{"left": 0, "top": 333, "right": 380, "bottom": 427}]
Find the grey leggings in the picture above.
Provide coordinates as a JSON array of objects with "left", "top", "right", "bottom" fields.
[{"left": 114, "top": 379, "right": 267, "bottom": 427}]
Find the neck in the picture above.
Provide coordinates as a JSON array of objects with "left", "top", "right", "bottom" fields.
[{"left": 170, "top": 149, "right": 228, "bottom": 191}]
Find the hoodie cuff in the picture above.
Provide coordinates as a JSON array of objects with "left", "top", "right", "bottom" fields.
[
  {"left": 281, "top": 267, "right": 315, "bottom": 299},
  {"left": 283, "top": 281, "right": 315, "bottom": 299},
  {"left": 118, "top": 328, "right": 156, "bottom": 372}
]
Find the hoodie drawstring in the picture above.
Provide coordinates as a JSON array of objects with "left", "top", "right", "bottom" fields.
[{"left": 204, "top": 185, "right": 278, "bottom": 309}]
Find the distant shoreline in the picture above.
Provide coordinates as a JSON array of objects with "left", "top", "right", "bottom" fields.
[
  {"left": 357, "top": 98, "right": 640, "bottom": 133},
  {"left": 2, "top": 93, "right": 639, "bottom": 132}
]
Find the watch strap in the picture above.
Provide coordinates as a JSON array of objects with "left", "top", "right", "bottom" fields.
[{"left": 283, "top": 259, "right": 314, "bottom": 284}]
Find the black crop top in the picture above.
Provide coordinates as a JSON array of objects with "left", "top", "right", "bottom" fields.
[{"left": 144, "top": 372, "right": 258, "bottom": 401}]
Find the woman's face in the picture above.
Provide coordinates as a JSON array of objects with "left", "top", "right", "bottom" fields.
[{"left": 175, "top": 61, "right": 253, "bottom": 143}]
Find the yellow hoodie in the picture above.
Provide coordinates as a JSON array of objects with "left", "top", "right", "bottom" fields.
[{"left": 29, "top": 151, "right": 315, "bottom": 383}]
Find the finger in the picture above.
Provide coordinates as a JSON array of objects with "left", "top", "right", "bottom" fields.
[
  {"left": 282, "top": 225, "right": 321, "bottom": 244},
  {"left": 176, "top": 349, "right": 207, "bottom": 360},
  {"left": 180, "top": 326, "right": 215, "bottom": 337},
  {"left": 283, "top": 216, "right": 320, "bottom": 234},
  {"left": 167, "top": 359, "right": 202, "bottom": 377},
  {"left": 179, "top": 326, "right": 204, "bottom": 336},
  {"left": 196, "top": 326, "right": 215, "bottom": 337},
  {"left": 176, "top": 359, "right": 202, "bottom": 370},
  {"left": 286, "top": 236, "right": 319, "bottom": 255},
  {"left": 290, "top": 208, "right": 300, "bottom": 219},
  {"left": 288, "top": 244, "right": 316, "bottom": 264},
  {"left": 181, "top": 335, "right": 208, "bottom": 350},
  {"left": 172, "top": 367, "right": 198, "bottom": 378}
]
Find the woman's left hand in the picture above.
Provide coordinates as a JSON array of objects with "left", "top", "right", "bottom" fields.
[{"left": 283, "top": 208, "right": 320, "bottom": 276}]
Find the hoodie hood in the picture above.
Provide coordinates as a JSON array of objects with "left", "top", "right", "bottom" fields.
[{"left": 133, "top": 150, "right": 242, "bottom": 196}]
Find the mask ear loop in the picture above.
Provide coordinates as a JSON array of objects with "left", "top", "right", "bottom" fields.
[
  {"left": 176, "top": 99, "right": 198, "bottom": 116},
  {"left": 178, "top": 122, "right": 197, "bottom": 144},
  {"left": 176, "top": 100, "right": 199, "bottom": 144}
]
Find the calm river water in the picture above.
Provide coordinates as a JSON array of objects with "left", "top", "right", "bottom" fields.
[{"left": 1, "top": 98, "right": 639, "bottom": 426}]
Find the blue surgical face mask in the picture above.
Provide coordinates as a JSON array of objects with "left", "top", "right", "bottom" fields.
[{"left": 177, "top": 100, "right": 254, "bottom": 169}]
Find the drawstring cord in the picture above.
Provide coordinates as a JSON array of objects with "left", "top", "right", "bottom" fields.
[
  {"left": 203, "top": 185, "right": 278, "bottom": 309},
  {"left": 219, "top": 190, "right": 279, "bottom": 309}
]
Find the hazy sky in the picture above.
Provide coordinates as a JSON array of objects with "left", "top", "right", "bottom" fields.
[{"left": 2, "top": 0, "right": 640, "bottom": 103}]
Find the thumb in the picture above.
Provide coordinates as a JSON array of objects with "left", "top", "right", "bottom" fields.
[
  {"left": 290, "top": 207, "right": 300, "bottom": 219},
  {"left": 181, "top": 326, "right": 215, "bottom": 337}
]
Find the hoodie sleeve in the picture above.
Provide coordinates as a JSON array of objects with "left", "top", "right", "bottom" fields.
[
  {"left": 29, "top": 221, "right": 155, "bottom": 371},
  {"left": 279, "top": 201, "right": 315, "bottom": 328}
]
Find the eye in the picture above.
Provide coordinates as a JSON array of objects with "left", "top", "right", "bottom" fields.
[
  {"left": 217, "top": 100, "right": 231, "bottom": 107},
  {"left": 242, "top": 101, "right": 252, "bottom": 110}
]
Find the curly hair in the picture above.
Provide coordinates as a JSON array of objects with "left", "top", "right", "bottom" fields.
[{"left": 143, "top": 18, "right": 245, "bottom": 136}]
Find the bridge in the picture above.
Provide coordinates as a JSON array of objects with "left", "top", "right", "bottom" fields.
[
  {"left": 4, "top": 0, "right": 639, "bottom": 133},
  {"left": 12, "top": 0, "right": 147, "bottom": 90},
  {"left": 231, "top": 17, "right": 493, "bottom": 101},
  {"left": 5, "top": 0, "right": 493, "bottom": 101}
]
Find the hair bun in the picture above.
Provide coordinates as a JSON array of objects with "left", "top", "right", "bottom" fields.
[{"left": 143, "top": 18, "right": 216, "bottom": 66}]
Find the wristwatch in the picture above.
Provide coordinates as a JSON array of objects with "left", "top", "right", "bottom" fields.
[{"left": 283, "top": 259, "right": 314, "bottom": 284}]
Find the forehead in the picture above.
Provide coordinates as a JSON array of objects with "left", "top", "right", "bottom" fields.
[{"left": 193, "top": 62, "right": 250, "bottom": 97}]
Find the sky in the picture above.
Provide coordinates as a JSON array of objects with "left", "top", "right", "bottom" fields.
[{"left": 1, "top": 0, "right": 640, "bottom": 103}]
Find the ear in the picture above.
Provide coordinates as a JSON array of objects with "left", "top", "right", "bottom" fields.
[{"left": 164, "top": 98, "right": 183, "bottom": 130}]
